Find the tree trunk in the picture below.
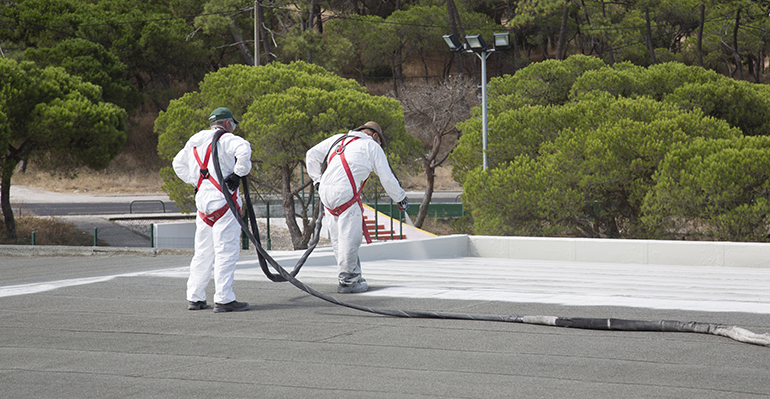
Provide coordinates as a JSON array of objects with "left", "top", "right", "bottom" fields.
[
  {"left": 311, "top": 0, "right": 321, "bottom": 32},
  {"left": 733, "top": 8, "right": 743, "bottom": 80},
  {"left": 645, "top": 7, "right": 656, "bottom": 65},
  {"left": 697, "top": 4, "right": 704, "bottom": 67},
  {"left": 303, "top": 182, "right": 319, "bottom": 247},
  {"left": 555, "top": 0, "right": 569, "bottom": 60},
  {"left": 414, "top": 162, "right": 435, "bottom": 229},
  {"left": 1, "top": 171, "right": 17, "bottom": 239},
  {"left": 446, "top": 0, "right": 465, "bottom": 76},
  {"left": 1, "top": 141, "right": 29, "bottom": 239},
  {"left": 748, "top": 54, "right": 760, "bottom": 82},
  {"left": 258, "top": 3, "right": 273, "bottom": 64},
  {"left": 230, "top": 18, "right": 254, "bottom": 65},
  {"left": 599, "top": 1, "right": 616, "bottom": 64},
  {"left": 421, "top": 53, "right": 430, "bottom": 84},
  {"left": 281, "top": 165, "right": 305, "bottom": 250},
  {"left": 306, "top": 0, "right": 320, "bottom": 63},
  {"left": 507, "top": 2, "right": 522, "bottom": 60},
  {"left": 415, "top": 126, "right": 449, "bottom": 228}
]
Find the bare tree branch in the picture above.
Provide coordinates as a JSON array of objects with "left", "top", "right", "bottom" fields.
[{"left": 400, "top": 76, "right": 479, "bottom": 227}]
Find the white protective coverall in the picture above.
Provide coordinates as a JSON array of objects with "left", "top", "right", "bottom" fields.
[
  {"left": 172, "top": 128, "right": 252, "bottom": 304},
  {"left": 305, "top": 130, "right": 406, "bottom": 285}
]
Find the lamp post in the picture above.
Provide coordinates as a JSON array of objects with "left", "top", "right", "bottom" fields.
[{"left": 443, "top": 32, "right": 510, "bottom": 170}]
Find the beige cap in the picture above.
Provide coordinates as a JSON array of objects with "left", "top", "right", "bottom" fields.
[{"left": 354, "top": 121, "right": 382, "bottom": 136}]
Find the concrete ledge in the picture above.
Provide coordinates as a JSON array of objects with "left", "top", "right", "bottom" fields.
[
  {"left": 360, "top": 234, "right": 469, "bottom": 261},
  {"left": 0, "top": 245, "right": 193, "bottom": 257},
  {"left": 272, "top": 235, "right": 470, "bottom": 267},
  {"left": 4, "top": 235, "right": 769, "bottom": 268},
  {"left": 468, "top": 236, "right": 770, "bottom": 268},
  {"left": 288, "top": 235, "right": 770, "bottom": 269}
]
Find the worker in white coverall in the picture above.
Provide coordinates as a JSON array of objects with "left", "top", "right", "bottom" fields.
[
  {"left": 172, "top": 107, "right": 252, "bottom": 312},
  {"left": 305, "top": 121, "right": 408, "bottom": 294}
]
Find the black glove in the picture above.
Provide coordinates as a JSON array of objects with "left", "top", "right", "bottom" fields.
[
  {"left": 313, "top": 182, "right": 320, "bottom": 191},
  {"left": 397, "top": 197, "right": 409, "bottom": 211},
  {"left": 224, "top": 173, "right": 241, "bottom": 192}
]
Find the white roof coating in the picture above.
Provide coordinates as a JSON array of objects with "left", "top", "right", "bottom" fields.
[{"left": 236, "top": 256, "right": 770, "bottom": 314}]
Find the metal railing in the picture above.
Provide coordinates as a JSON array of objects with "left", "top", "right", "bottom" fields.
[{"left": 129, "top": 200, "right": 166, "bottom": 214}]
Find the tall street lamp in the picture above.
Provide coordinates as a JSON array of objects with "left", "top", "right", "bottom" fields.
[{"left": 443, "top": 32, "right": 510, "bottom": 170}]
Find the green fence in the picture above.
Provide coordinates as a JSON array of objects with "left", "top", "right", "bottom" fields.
[{"left": 366, "top": 202, "right": 466, "bottom": 218}]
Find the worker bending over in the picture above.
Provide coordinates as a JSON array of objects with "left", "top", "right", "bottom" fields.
[{"left": 306, "top": 121, "right": 408, "bottom": 294}]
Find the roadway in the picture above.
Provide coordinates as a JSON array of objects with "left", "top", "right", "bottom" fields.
[
  {"left": 9, "top": 186, "right": 459, "bottom": 217},
  {"left": 9, "top": 186, "right": 180, "bottom": 216}
]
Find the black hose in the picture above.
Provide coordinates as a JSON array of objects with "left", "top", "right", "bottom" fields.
[
  {"left": 209, "top": 131, "right": 770, "bottom": 348},
  {"left": 211, "top": 129, "right": 317, "bottom": 282}
]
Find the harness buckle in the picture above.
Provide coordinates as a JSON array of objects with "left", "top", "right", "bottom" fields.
[
  {"left": 200, "top": 168, "right": 209, "bottom": 179},
  {"left": 335, "top": 145, "right": 345, "bottom": 155}
]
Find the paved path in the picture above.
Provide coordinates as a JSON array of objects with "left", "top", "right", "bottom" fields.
[
  {"left": 1, "top": 252, "right": 768, "bottom": 398},
  {"left": 10, "top": 185, "right": 178, "bottom": 247}
]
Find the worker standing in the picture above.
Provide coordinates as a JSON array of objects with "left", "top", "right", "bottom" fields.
[
  {"left": 306, "top": 121, "right": 408, "bottom": 293},
  {"left": 172, "top": 107, "right": 252, "bottom": 312}
]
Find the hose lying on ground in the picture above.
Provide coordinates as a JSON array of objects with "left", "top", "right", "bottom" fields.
[{"left": 210, "top": 132, "right": 770, "bottom": 347}]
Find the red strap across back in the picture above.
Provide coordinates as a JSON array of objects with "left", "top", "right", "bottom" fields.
[
  {"left": 193, "top": 144, "right": 222, "bottom": 192},
  {"left": 197, "top": 193, "right": 240, "bottom": 227},
  {"left": 325, "top": 137, "right": 372, "bottom": 244},
  {"left": 193, "top": 131, "right": 239, "bottom": 226}
]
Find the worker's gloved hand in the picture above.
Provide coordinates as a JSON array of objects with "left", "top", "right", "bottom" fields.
[
  {"left": 224, "top": 173, "right": 241, "bottom": 192},
  {"left": 314, "top": 182, "right": 320, "bottom": 191},
  {"left": 397, "top": 198, "right": 409, "bottom": 211}
]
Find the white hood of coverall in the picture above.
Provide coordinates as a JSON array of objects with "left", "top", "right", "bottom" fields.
[{"left": 306, "top": 130, "right": 406, "bottom": 208}]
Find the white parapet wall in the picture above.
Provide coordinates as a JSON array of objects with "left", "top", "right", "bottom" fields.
[
  {"left": 153, "top": 221, "right": 195, "bottom": 249},
  {"left": 350, "top": 235, "right": 770, "bottom": 268},
  {"left": 277, "top": 234, "right": 470, "bottom": 267},
  {"left": 152, "top": 222, "right": 770, "bottom": 269},
  {"left": 468, "top": 235, "right": 770, "bottom": 268}
]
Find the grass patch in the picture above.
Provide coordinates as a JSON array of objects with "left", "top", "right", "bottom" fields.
[{"left": 1, "top": 216, "right": 97, "bottom": 246}]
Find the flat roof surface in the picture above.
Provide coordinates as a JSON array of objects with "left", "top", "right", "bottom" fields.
[{"left": 1, "top": 252, "right": 769, "bottom": 398}]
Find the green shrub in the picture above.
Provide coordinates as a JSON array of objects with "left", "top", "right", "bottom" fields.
[{"left": 643, "top": 136, "right": 770, "bottom": 241}]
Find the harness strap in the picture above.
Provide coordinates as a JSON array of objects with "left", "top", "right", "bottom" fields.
[
  {"left": 198, "top": 191, "right": 241, "bottom": 227},
  {"left": 193, "top": 130, "right": 229, "bottom": 192},
  {"left": 325, "top": 137, "right": 372, "bottom": 244},
  {"left": 193, "top": 130, "right": 239, "bottom": 226}
]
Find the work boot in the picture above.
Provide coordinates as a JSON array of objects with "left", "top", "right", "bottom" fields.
[
  {"left": 213, "top": 300, "right": 250, "bottom": 313},
  {"left": 188, "top": 300, "right": 208, "bottom": 310},
  {"left": 337, "top": 279, "right": 369, "bottom": 294}
]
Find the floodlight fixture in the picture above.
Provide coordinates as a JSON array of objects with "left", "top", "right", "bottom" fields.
[
  {"left": 493, "top": 32, "right": 511, "bottom": 50},
  {"left": 443, "top": 34, "right": 464, "bottom": 52},
  {"left": 465, "top": 34, "right": 487, "bottom": 52}
]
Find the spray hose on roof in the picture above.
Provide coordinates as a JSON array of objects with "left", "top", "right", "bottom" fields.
[{"left": 210, "top": 132, "right": 770, "bottom": 348}]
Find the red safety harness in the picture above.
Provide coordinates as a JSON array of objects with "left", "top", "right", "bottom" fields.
[
  {"left": 193, "top": 132, "right": 240, "bottom": 227},
  {"left": 325, "top": 136, "right": 372, "bottom": 244}
]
